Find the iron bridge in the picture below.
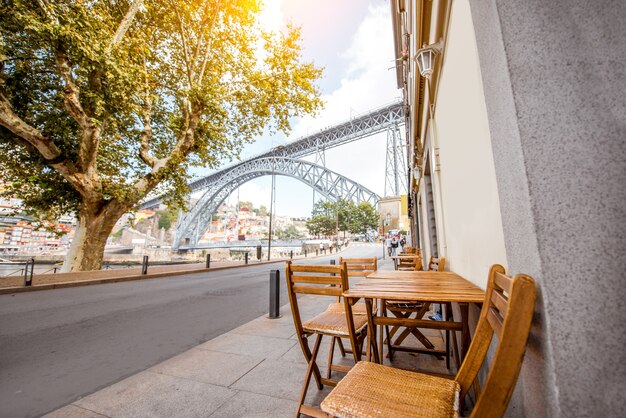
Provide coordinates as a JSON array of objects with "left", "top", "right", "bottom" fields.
[
  {"left": 138, "top": 101, "right": 405, "bottom": 249},
  {"left": 174, "top": 157, "right": 381, "bottom": 248},
  {"left": 141, "top": 101, "right": 404, "bottom": 208}
]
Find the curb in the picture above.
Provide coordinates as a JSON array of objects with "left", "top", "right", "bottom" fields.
[
  {"left": 0, "top": 259, "right": 283, "bottom": 295},
  {"left": 0, "top": 246, "right": 351, "bottom": 295}
]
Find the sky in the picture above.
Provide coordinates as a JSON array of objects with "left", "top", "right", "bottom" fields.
[{"left": 212, "top": 0, "right": 402, "bottom": 217}]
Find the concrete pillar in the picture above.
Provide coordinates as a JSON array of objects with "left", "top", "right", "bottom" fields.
[{"left": 470, "top": 1, "right": 626, "bottom": 416}]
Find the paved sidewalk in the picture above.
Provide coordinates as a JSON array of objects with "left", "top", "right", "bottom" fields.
[{"left": 44, "top": 260, "right": 450, "bottom": 418}]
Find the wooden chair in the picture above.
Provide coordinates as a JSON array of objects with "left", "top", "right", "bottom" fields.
[
  {"left": 399, "top": 247, "right": 422, "bottom": 256},
  {"left": 396, "top": 255, "right": 423, "bottom": 271},
  {"left": 384, "top": 257, "right": 448, "bottom": 363},
  {"left": 321, "top": 264, "right": 537, "bottom": 418},
  {"left": 339, "top": 256, "right": 377, "bottom": 279},
  {"left": 331, "top": 257, "right": 377, "bottom": 313},
  {"left": 428, "top": 255, "right": 445, "bottom": 272},
  {"left": 286, "top": 261, "right": 369, "bottom": 418},
  {"left": 327, "top": 257, "right": 378, "bottom": 360},
  {"left": 400, "top": 246, "right": 417, "bottom": 254}
]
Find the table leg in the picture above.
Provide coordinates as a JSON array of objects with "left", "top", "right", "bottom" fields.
[
  {"left": 365, "top": 298, "right": 379, "bottom": 364},
  {"left": 379, "top": 298, "right": 386, "bottom": 363},
  {"left": 460, "top": 303, "right": 470, "bottom": 361}
]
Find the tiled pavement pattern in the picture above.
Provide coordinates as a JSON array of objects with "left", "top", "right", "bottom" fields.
[{"left": 45, "top": 262, "right": 452, "bottom": 418}]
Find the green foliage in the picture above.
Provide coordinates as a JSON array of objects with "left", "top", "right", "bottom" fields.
[
  {"left": 238, "top": 200, "right": 253, "bottom": 211},
  {"left": 305, "top": 200, "right": 379, "bottom": 237},
  {"left": 275, "top": 224, "right": 302, "bottom": 240},
  {"left": 306, "top": 200, "right": 335, "bottom": 237},
  {"left": 348, "top": 202, "right": 380, "bottom": 235},
  {"left": 156, "top": 209, "right": 173, "bottom": 230},
  {"left": 0, "top": 0, "right": 323, "bottom": 218},
  {"left": 257, "top": 204, "right": 268, "bottom": 217}
]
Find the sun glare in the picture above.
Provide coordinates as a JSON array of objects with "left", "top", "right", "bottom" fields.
[{"left": 257, "top": 0, "right": 285, "bottom": 33}]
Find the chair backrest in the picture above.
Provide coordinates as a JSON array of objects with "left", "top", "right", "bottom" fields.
[
  {"left": 397, "top": 255, "right": 422, "bottom": 270},
  {"left": 400, "top": 247, "right": 423, "bottom": 256},
  {"left": 338, "top": 257, "right": 377, "bottom": 278},
  {"left": 455, "top": 264, "right": 537, "bottom": 417},
  {"left": 401, "top": 246, "right": 417, "bottom": 254},
  {"left": 285, "top": 261, "right": 352, "bottom": 336},
  {"left": 428, "top": 256, "right": 446, "bottom": 272}
]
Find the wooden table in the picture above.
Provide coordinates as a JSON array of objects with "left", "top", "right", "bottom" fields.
[{"left": 343, "top": 270, "right": 485, "bottom": 365}]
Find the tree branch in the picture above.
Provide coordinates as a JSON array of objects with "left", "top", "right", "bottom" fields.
[
  {"left": 196, "top": 1, "right": 220, "bottom": 86},
  {"left": 109, "top": 0, "right": 144, "bottom": 52},
  {"left": 0, "top": 92, "right": 86, "bottom": 194},
  {"left": 54, "top": 46, "right": 101, "bottom": 180},
  {"left": 139, "top": 97, "right": 156, "bottom": 167},
  {"left": 192, "top": 0, "right": 218, "bottom": 76},
  {"left": 169, "top": 0, "right": 194, "bottom": 87},
  {"left": 54, "top": 48, "right": 90, "bottom": 130},
  {"left": 131, "top": 98, "right": 200, "bottom": 198}
]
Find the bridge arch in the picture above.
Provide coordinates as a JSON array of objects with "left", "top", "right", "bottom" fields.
[{"left": 174, "top": 157, "right": 380, "bottom": 248}]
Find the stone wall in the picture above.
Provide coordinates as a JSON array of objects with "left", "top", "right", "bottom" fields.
[{"left": 470, "top": 0, "right": 626, "bottom": 416}]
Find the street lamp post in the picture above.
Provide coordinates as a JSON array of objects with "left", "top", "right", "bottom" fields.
[
  {"left": 267, "top": 145, "right": 284, "bottom": 261},
  {"left": 335, "top": 201, "right": 339, "bottom": 248},
  {"left": 267, "top": 159, "right": 275, "bottom": 261},
  {"left": 383, "top": 212, "right": 391, "bottom": 259}
]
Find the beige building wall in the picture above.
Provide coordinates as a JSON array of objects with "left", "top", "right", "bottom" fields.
[{"left": 428, "top": 0, "right": 507, "bottom": 288}]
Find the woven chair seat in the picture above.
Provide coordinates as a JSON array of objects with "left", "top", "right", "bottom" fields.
[
  {"left": 326, "top": 302, "right": 378, "bottom": 315},
  {"left": 303, "top": 310, "right": 368, "bottom": 336},
  {"left": 321, "top": 361, "right": 460, "bottom": 418}
]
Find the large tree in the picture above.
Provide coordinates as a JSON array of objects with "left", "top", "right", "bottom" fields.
[
  {"left": 306, "top": 200, "right": 336, "bottom": 238},
  {"left": 0, "top": 0, "right": 322, "bottom": 271},
  {"left": 347, "top": 201, "right": 379, "bottom": 235}
]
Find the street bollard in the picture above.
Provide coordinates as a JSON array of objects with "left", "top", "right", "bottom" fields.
[
  {"left": 245, "top": 252, "right": 249, "bottom": 265},
  {"left": 256, "top": 245, "right": 262, "bottom": 261},
  {"left": 24, "top": 259, "right": 33, "bottom": 286},
  {"left": 269, "top": 270, "right": 280, "bottom": 318},
  {"left": 304, "top": 249, "right": 307, "bottom": 257},
  {"left": 330, "top": 259, "right": 336, "bottom": 279},
  {"left": 290, "top": 250, "right": 293, "bottom": 259},
  {"left": 206, "top": 254, "right": 211, "bottom": 268},
  {"left": 29, "top": 258, "right": 34, "bottom": 284},
  {"left": 316, "top": 249, "right": 318, "bottom": 256},
  {"left": 23, "top": 261, "right": 29, "bottom": 286},
  {"left": 142, "top": 255, "right": 149, "bottom": 275}
]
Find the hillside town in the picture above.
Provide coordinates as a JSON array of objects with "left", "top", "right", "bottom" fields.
[{"left": 0, "top": 193, "right": 392, "bottom": 258}]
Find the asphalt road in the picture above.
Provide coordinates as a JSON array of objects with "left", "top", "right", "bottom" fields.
[{"left": 0, "top": 243, "right": 382, "bottom": 418}]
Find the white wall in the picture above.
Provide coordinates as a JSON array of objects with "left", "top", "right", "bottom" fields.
[{"left": 428, "top": 0, "right": 507, "bottom": 288}]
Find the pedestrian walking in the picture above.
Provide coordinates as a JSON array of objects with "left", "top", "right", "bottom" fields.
[{"left": 390, "top": 235, "right": 399, "bottom": 256}]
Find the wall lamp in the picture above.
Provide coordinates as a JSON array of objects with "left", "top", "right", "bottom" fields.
[
  {"left": 414, "top": 39, "right": 444, "bottom": 79},
  {"left": 412, "top": 165, "right": 422, "bottom": 181}
]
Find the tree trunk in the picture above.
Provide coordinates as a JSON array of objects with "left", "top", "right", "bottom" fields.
[{"left": 61, "top": 201, "right": 126, "bottom": 272}]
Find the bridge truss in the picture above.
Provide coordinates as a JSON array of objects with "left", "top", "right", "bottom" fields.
[
  {"left": 141, "top": 101, "right": 404, "bottom": 208},
  {"left": 174, "top": 157, "right": 380, "bottom": 248},
  {"left": 137, "top": 101, "right": 405, "bottom": 249}
]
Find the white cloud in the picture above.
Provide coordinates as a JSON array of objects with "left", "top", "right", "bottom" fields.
[
  {"left": 238, "top": 3, "right": 401, "bottom": 216},
  {"left": 288, "top": 4, "right": 399, "bottom": 140}
]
